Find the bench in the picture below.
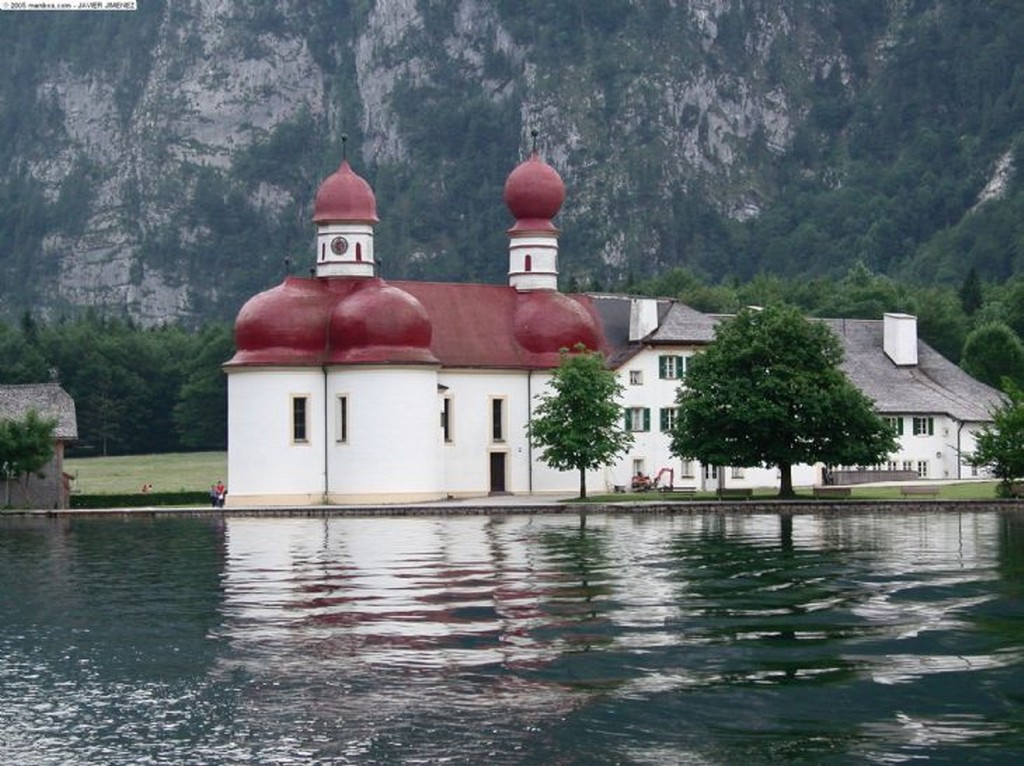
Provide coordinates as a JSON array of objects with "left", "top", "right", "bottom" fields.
[
  {"left": 716, "top": 487, "right": 753, "bottom": 500},
  {"left": 1009, "top": 483, "right": 1024, "bottom": 498},
  {"left": 813, "top": 486, "right": 851, "bottom": 498},
  {"left": 659, "top": 486, "right": 697, "bottom": 496},
  {"left": 900, "top": 485, "right": 940, "bottom": 497}
]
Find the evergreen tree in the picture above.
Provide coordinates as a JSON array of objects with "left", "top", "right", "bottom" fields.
[
  {"left": 671, "top": 304, "right": 896, "bottom": 497},
  {"left": 528, "top": 344, "right": 633, "bottom": 499}
]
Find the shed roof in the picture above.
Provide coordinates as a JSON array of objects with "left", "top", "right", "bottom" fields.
[{"left": 0, "top": 383, "right": 78, "bottom": 439}]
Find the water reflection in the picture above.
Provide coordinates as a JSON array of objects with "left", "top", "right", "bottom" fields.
[{"left": 2, "top": 511, "right": 1023, "bottom": 764}]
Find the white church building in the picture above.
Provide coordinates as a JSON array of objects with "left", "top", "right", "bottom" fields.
[{"left": 224, "top": 148, "right": 1003, "bottom": 505}]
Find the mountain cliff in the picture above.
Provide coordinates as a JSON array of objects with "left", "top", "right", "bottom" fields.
[{"left": 1, "top": 0, "right": 1022, "bottom": 325}]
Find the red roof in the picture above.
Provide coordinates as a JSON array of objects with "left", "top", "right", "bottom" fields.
[
  {"left": 503, "top": 152, "right": 564, "bottom": 233},
  {"left": 312, "top": 160, "right": 379, "bottom": 224},
  {"left": 227, "top": 277, "right": 607, "bottom": 369}
]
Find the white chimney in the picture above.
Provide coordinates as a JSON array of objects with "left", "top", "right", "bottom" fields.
[
  {"left": 629, "top": 298, "right": 659, "bottom": 341},
  {"left": 883, "top": 313, "right": 918, "bottom": 366}
]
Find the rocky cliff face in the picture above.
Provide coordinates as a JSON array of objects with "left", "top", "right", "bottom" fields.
[{"left": 0, "top": 0, "right": 1017, "bottom": 325}]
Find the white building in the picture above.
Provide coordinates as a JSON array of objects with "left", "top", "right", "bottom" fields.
[{"left": 225, "top": 151, "right": 1003, "bottom": 505}]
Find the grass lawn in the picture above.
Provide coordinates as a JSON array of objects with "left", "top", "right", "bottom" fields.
[
  {"left": 581, "top": 481, "right": 1003, "bottom": 503},
  {"left": 65, "top": 452, "right": 227, "bottom": 495}
]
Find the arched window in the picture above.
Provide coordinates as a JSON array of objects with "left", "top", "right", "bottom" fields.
[
  {"left": 321, "top": 243, "right": 326, "bottom": 261},
  {"left": 355, "top": 243, "right": 363, "bottom": 262},
  {"left": 524, "top": 254, "right": 532, "bottom": 272}
]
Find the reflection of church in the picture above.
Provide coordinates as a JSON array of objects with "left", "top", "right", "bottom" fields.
[{"left": 225, "top": 142, "right": 1003, "bottom": 506}]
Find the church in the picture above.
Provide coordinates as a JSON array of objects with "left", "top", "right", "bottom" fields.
[{"left": 224, "top": 144, "right": 1003, "bottom": 506}]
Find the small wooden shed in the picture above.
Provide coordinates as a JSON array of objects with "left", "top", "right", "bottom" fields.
[{"left": 0, "top": 383, "right": 79, "bottom": 509}]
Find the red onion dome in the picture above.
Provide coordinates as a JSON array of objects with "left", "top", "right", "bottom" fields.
[
  {"left": 327, "top": 280, "right": 437, "bottom": 364},
  {"left": 513, "top": 291, "right": 601, "bottom": 355},
  {"left": 230, "top": 277, "right": 332, "bottom": 365},
  {"left": 312, "top": 160, "right": 379, "bottom": 224},
  {"left": 503, "top": 152, "right": 565, "bottom": 232}
]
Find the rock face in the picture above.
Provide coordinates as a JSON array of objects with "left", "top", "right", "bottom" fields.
[{"left": 0, "top": 1, "right": 1010, "bottom": 324}]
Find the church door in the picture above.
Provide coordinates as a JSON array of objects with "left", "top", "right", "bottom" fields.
[{"left": 489, "top": 452, "right": 507, "bottom": 494}]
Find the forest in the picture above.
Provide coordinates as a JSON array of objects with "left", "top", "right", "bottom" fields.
[{"left": 3, "top": 264, "right": 1023, "bottom": 457}]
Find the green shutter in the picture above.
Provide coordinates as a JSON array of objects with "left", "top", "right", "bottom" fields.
[
  {"left": 897, "top": 417, "right": 904, "bottom": 435},
  {"left": 660, "top": 408, "right": 668, "bottom": 431},
  {"left": 658, "top": 356, "right": 667, "bottom": 379},
  {"left": 679, "top": 356, "right": 687, "bottom": 378},
  {"left": 928, "top": 417, "right": 934, "bottom": 436},
  {"left": 643, "top": 408, "right": 651, "bottom": 432},
  {"left": 624, "top": 410, "right": 631, "bottom": 430}
]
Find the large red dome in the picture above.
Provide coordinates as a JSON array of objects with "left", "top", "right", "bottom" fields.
[
  {"left": 313, "top": 160, "right": 379, "bottom": 224},
  {"left": 503, "top": 152, "right": 565, "bottom": 232},
  {"left": 231, "top": 278, "right": 333, "bottom": 365},
  {"left": 513, "top": 291, "right": 601, "bottom": 355},
  {"left": 327, "top": 281, "right": 437, "bottom": 364}
]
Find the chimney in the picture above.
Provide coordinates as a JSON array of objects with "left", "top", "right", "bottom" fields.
[
  {"left": 883, "top": 313, "right": 918, "bottom": 366},
  {"left": 629, "top": 298, "right": 659, "bottom": 341}
]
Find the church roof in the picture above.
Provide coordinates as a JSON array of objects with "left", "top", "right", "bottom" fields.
[{"left": 0, "top": 383, "right": 78, "bottom": 440}]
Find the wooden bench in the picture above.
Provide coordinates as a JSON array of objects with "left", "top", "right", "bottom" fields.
[
  {"left": 900, "top": 485, "right": 940, "bottom": 497},
  {"left": 716, "top": 488, "right": 753, "bottom": 500},
  {"left": 813, "top": 486, "right": 851, "bottom": 498},
  {"left": 659, "top": 486, "right": 697, "bottom": 496}
]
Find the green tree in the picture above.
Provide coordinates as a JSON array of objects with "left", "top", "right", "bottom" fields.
[
  {"left": 174, "top": 323, "right": 233, "bottom": 450},
  {"left": 960, "top": 322, "right": 1024, "bottom": 390},
  {"left": 969, "top": 381, "right": 1023, "bottom": 495},
  {"left": 528, "top": 343, "right": 633, "bottom": 499},
  {"left": 0, "top": 409, "right": 56, "bottom": 507},
  {"left": 671, "top": 304, "right": 897, "bottom": 498}
]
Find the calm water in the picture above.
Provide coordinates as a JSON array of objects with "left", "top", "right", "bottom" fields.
[{"left": 2, "top": 510, "right": 1024, "bottom": 765}]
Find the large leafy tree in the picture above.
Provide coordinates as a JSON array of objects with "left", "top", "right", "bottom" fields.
[
  {"left": 969, "top": 381, "right": 1023, "bottom": 495},
  {"left": 528, "top": 344, "right": 633, "bottom": 499},
  {"left": 671, "top": 304, "right": 897, "bottom": 497},
  {"left": 0, "top": 409, "right": 56, "bottom": 507},
  {"left": 960, "top": 321, "right": 1024, "bottom": 390}
]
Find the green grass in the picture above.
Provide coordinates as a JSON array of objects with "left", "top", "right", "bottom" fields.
[
  {"left": 581, "top": 481, "right": 1002, "bottom": 503},
  {"left": 65, "top": 452, "right": 227, "bottom": 495}
]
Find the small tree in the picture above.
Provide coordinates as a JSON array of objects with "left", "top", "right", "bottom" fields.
[
  {"left": 969, "top": 381, "right": 1024, "bottom": 495},
  {"left": 671, "top": 304, "right": 897, "bottom": 498},
  {"left": 0, "top": 409, "right": 57, "bottom": 507},
  {"left": 528, "top": 344, "right": 634, "bottom": 499}
]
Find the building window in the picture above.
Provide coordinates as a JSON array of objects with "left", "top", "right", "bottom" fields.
[
  {"left": 704, "top": 464, "right": 718, "bottom": 480},
  {"left": 629, "top": 370, "right": 643, "bottom": 385},
  {"left": 886, "top": 416, "right": 904, "bottom": 435},
  {"left": 336, "top": 395, "right": 348, "bottom": 443},
  {"left": 659, "top": 407, "right": 679, "bottom": 432},
  {"left": 441, "top": 396, "right": 453, "bottom": 443},
  {"left": 625, "top": 407, "right": 650, "bottom": 432},
  {"left": 632, "top": 459, "right": 646, "bottom": 477},
  {"left": 731, "top": 466, "right": 744, "bottom": 479},
  {"left": 355, "top": 242, "right": 363, "bottom": 261},
  {"left": 912, "top": 417, "right": 934, "bottom": 436},
  {"left": 491, "top": 398, "right": 505, "bottom": 442},
  {"left": 524, "top": 254, "right": 532, "bottom": 272},
  {"left": 659, "top": 355, "right": 687, "bottom": 380},
  {"left": 917, "top": 460, "right": 929, "bottom": 478},
  {"left": 680, "top": 460, "right": 694, "bottom": 478},
  {"left": 902, "top": 460, "right": 914, "bottom": 472},
  {"left": 291, "top": 395, "right": 309, "bottom": 444}
]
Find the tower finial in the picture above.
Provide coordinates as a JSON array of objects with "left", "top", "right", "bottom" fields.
[
  {"left": 341, "top": 133, "right": 348, "bottom": 160},
  {"left": 530, "top": 128, "right": 538, "bottom": 154}
]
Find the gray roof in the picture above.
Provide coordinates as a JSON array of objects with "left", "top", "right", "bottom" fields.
[
  {"left": 648, "top": 302, "right": 718, "bottom": 344},
  {"left": 824, "top": 318, "right": 1004, "bottom": 423},
  {"left": 0, "top": 383, "right": 78, "bottom": 439}
]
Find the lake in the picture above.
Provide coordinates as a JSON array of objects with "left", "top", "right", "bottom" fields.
[{"left": 2, "top": 510, "right": 1023, "bottom": 765}]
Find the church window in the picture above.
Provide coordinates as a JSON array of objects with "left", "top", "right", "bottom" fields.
[
  {"left": 524, "top": 254, "right": 532, "bottom": 272},
  {"left": 355, "top": 242, "right": 362, "bottom": 261},
  {"left": 441, "top": 396, "right": 453, "bottom": 443},
  {"left": 291, "top": 395, "right": 309, "bottom": 444},
  {"left": 491, "top": 398, "right": 506, "bottom": 442},
  {"left": 336, "top": 395, "right": 348, "bottom": 443}
]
